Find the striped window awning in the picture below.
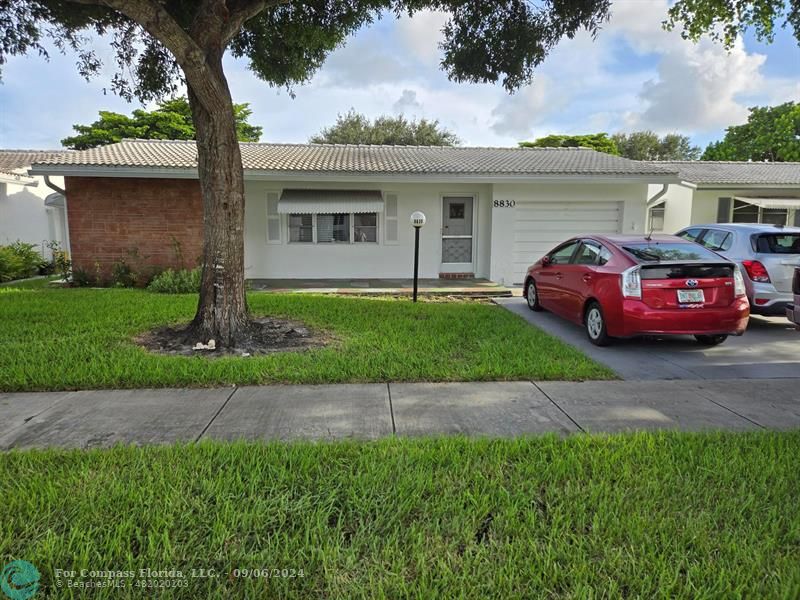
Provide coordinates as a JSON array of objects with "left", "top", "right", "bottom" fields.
[
  {"left": 734, "top": 196, "right": 800, "bottom": 209},
  {"left": 277, "top": 189, "right": 384, "bottom": 214}
]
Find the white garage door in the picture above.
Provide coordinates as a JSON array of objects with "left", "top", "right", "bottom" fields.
[{"left": 512, "top": 201, "right": 622, "bottom": 284}]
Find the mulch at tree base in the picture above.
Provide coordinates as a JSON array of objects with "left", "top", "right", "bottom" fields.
[{"left": 136, "top": 317, "right": 329, "bottom": 358}]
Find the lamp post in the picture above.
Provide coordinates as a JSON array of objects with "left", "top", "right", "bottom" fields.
[{"left": 410, "top": 211, "right": 426, "bottom": 302}]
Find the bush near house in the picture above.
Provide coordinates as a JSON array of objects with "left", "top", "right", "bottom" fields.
[
  {"left": 147, "top": 267, "right": 202, "bottom": 293},
  {"left": 0, "top": 241, "right": 47, "bottom": 282}
]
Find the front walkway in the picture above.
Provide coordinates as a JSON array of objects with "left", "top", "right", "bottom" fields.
[
  {"left": 248, "top": 278, "right": 512, "bottom": 296},
  {"left": 2, "top": 379, "right": 798, "bottom": 449}
]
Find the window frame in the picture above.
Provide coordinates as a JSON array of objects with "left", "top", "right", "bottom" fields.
[
  {"left": 287, "top": 212, "right": 380, "bottom": 245},
  {"left": 547, "top": 240, "right": 581, "bottom": 265},
  {"left": 730, "top": 199, "right": 791, "bottom": 226}
]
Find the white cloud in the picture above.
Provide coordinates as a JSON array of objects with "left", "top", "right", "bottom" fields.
[
  {"left": 395, "top": 10, "right": 448, "bottom": 65},
  {"left": 490, "top": 79, "right": 554, "bottom": 137},
  {"left": 393, "top": 89, "right": 422, "bottom": 114}
]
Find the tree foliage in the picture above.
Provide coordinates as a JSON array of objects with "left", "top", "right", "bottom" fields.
[
  {"left": 519, "top": 133, "right": 619, "bottom": 155},
  {"left": 702, "top": 102, "right": 800, "bottom": 162},
  {"left": 61, "top": 97, "right": 262, "bottom": 149},
  {"left": 612, "top": 131, "right": 701, "bottom": 161},
  {"left": 665, "top": 0, "right": 800, "bottom": 48},
  {"left": 310, "top": 110, "right": 458, "bottom": 146}
]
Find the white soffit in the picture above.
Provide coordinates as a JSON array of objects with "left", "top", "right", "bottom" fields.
[
  {"left": 735, "top": 196, "right": 800, "bottom": 209},
  {"left": 277, "top": 189, "right": 384, "bottom": 214}
]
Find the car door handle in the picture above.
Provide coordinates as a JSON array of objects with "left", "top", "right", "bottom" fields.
[
  {"left": 582, "top": 274, "right": 593, "bottom": 283},
  {"left": 555, "top": 272, "right": 563, "bottom": 279}
]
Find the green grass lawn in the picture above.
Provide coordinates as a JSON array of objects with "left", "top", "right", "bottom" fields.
[
  {"left": 0, "top": 285, "right": 612, "bottom": 391},
  {"left": 2, "top": 433, "right": 798, "bottom": 598}
]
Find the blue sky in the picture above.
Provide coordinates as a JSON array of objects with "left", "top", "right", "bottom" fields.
[{"left": 0, "top": 0, "right": 798, "bottom": 151}]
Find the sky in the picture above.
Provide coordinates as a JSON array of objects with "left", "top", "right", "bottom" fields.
[{"left": 0, "top": 0, "right": 798, "bottom": 152}]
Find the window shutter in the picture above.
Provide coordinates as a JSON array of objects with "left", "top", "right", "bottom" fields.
[
  {"left": 716, "top": 197, "right": 732, "bottom": 223},
  {"left": 266, "top": 191, "right": 281, "bottom": 243},
  {"left": 794, "top": 210, "right": 800, "bottom": 227},
  {"left": 384, "top": 193, "right": 399, "bottom": 244}
]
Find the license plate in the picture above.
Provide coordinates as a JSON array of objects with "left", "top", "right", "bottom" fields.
[{"left": 677, "top": 289, "right": 705, "bottom": 303}]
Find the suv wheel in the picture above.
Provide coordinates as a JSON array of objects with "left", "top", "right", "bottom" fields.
[
  {"left": 694, "top": 334, "right": 728, "bottom": 346},
  {"left": 525, "top": 278, "right": 542, "bottom": 311},
  {"left": 585, "top": 301, "right": 611, "bottom": 346}
]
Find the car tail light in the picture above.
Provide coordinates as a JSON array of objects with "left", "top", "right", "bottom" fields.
[
  {"left": 621, "top": 266, "right": 641, "bottom": 299},
  {"left": 741, "top": 260, "right": 771, "bottom": 283},
  {"left": 733, "top": 265, "right": 746, "bottom": 297}
]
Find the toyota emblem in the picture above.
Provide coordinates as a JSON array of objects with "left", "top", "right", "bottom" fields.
[{"left": 686, "top": 279, "right": 699, "bottom": 288}]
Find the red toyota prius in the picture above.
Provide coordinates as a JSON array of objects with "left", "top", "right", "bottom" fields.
[{"left": 523, "top": 234, "right": 750, "bottom": 346}]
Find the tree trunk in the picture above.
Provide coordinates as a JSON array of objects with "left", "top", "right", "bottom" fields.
[{"left": 184, "top": 51, "right": 249, "bottom": 347}]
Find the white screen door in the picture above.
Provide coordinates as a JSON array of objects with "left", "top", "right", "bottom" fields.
[{"left": 441, "top": 196, "right": 474, "bottom": 271}]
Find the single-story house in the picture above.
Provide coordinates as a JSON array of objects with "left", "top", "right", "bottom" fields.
[
  {"left": 1, "top": 150, "right": 70, "bottom": 256},
  {"left": 648, "top": 161, "right": 800, "bottom": 233},
  {"left": 29, "top": 139, "right": 680, "bottom": 285},
  {"left": 27, "top": 139, "right": 800, "bottom": 286}
]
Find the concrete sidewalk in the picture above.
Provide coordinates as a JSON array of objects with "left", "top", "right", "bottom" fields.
[{"left": 2, "top": 379, "right": 799, "bottom": 449}]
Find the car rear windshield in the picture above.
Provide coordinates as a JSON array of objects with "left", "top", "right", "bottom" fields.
[
  {"left": 621, "top": 242, "right": 723, "bottom": 263},
  {"left": 753, "top": 233, "right": 800, "bottom": 254}
]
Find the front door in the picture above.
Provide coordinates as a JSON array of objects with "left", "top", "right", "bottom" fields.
[{"left": 441, "top": 196, "right": 474, "bottom": 272}]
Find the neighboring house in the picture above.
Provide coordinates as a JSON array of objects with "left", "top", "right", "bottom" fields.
[
  {"left": 0, "top": 150, "right": 70, "bottom": 256},
  {"left": 28, "top": 139, "right": 680, "bottom": 285},
  {"left": 647, "top": 162, "right": 800, "bottom": 233}
]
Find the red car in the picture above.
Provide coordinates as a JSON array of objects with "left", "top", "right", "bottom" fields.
[{"left": 523, "top": 234, "right": 750, "bottom": 346}]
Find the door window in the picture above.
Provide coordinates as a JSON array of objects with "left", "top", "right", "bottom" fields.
[
  {"left": 574, "top": 242, "right": 602, "bottom": 265},
  {"left": 548, "top": 241, "right": 580, "bottom": 265}
]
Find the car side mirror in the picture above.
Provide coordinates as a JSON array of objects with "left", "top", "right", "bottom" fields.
[{"left": 541, "top": 256, "right": 551, "bottom": 267}]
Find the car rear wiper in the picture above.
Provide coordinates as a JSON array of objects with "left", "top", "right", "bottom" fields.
[{"left": 622, "top": 246, "right": 661, "bottom": 262}]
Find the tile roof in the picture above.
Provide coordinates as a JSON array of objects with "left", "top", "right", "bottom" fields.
[
  {"left": 655, "top": 161, "right": 800, "bottom": 186},
  {"left": 30, "top": 139, "right": 677, "bottom": 177},
  {"left": 0, "top": 149, "right": 72, "bottom": 171}
]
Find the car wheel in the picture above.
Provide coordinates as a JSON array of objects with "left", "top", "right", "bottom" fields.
[
  {"left": 525, "top": 278, "right": 542, "bottom": 311},
  {"left": 694, "top": 334, "right": 728, "bottom": 346},
  {"left": 585, "top": 301, "right": 611, "bottom": 346}
]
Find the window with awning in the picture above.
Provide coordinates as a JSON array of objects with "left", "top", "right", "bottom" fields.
[
  {"left": 277, "top": 189, "right": 384, "bottom": 214},
  {"left": 279, "top": 190, "right": 383, "bottom": 245},
  {"left": 730, "top": 197, "right": 800, "bottom": 226}
]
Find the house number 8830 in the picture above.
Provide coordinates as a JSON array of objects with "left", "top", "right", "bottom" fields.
[{"left": 493, "top": 200, "right": 516, "bottom": 208}]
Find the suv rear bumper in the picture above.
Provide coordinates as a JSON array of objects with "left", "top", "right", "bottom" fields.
[
  {"left": 749, "top": 285, "right": 793, "bottom": 315},
  {"left": 787, "top": 303, "right": 800, "bottom": 327},
  {"left": 615, "top": 297, "right": 750, "bottom": 337}
]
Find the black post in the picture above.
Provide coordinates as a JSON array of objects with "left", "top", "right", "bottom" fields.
[{"left": 413, "top": 226, "right": 420, "bottom": 302}]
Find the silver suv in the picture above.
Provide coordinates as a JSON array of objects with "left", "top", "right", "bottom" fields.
[{"left": 675, "top": 223, "right": 800, "bottom": 315}]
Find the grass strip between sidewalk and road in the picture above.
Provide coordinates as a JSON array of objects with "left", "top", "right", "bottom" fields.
[{"left": 1, "top": 432, "right": 799, "bottom": 598}]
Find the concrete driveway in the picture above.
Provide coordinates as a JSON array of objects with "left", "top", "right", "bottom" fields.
[{"left": 496, "top": 297, "right": 800, "bottom": 380}]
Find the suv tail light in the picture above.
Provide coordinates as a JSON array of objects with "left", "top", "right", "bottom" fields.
[
  {"left": 621, "top": 266, "right": 641, "bottom": 299},
  {"left": 741, "top": 260, "right": 771, "bottom": 283},
  {"left": 733, "top": 266, "right": 746, "bottom": 297}
]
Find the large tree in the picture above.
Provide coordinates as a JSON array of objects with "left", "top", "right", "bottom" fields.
[
  {"left": 702, "top": 102, "right": 800, "bottom": 162},
  {"left": 612, "top": 131, "right": 701, "bottom": 161},
  {"left": 62, "top": 96, "right": 262, "bottom": 149},
  {"left": 310, "top": 110, "right": 458, "bottom": 146},
  {"left": 0, "top": 0, "right": 613, "bottom": 347},
  {"left": 519, "top": 133, "right": 619, "bottom": 155}
]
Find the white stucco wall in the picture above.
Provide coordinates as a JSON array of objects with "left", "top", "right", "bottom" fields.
[
  {"left": 489, "top": 182, "right": 650, "bottom": 285},
  {"left": 243, "top": 180, "right": 492, "bottom": 279},
  {"left": 0, "top": 175, "right": 66, "bottom": 254}
]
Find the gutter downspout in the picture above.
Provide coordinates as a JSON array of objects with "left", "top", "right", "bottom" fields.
[{"left": 43, "top": 175, "right": 71, "bottom": 258}]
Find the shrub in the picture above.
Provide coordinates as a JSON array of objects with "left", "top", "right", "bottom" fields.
[
  {"left": 147, "top": 268, "right": 201, "bottom": 294},
  {"left": 110, "top": 260, "right": 138, "bottom": 288},
  {"left": 0, "top": 241, "right": 47, "bottom": 282},
  {"left": 70, "top": 268, "right": 93, "bottom": 287}
]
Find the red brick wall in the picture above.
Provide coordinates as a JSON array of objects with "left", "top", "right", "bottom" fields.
[{"left": 65, "top": 177, "right": 204, "bottom": 280}]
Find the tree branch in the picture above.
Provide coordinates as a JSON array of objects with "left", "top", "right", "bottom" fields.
[
  {"left": 63, "top": 0, "right": 229, "bottom": 110},
  {"left": 222, "top": 0, "right": 291, "bottom": 42}
]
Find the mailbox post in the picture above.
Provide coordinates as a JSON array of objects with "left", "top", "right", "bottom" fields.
[{"left": 410, "top": 211, "right": 426, "bottom": 302}]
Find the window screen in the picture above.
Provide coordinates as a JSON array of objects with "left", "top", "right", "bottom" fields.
[
  {"left": 289, "top": 214, "right": 312, "bottom": 243},
  {"left": 354, "top": 213, "right": 377, "bottom": 243},
  {"left": 317, "top": 214, "right": 350, "bottom": 243}
]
